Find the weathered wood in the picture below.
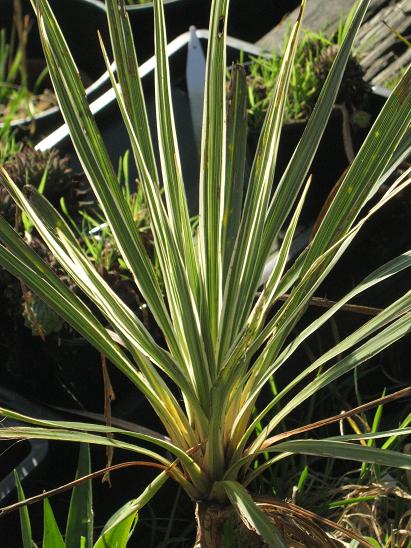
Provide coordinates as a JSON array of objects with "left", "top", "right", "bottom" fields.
[
  {"left": 356, "top": 0, "right": 408, "bottom": 40},
  {"left": 358, "top": 0, "right": 411, "bottom": 83},
  {"left": 257, "top": 0, "right": 351, "bottom": 52},
  {"left": 255, "top": 0, "right": 411, "bottom": 87},
  {"left": 372, "top": 47, "right": 411, "bottom": 84},
  {"left": 256, "top": 0, "right": 390, "bottom": 53},
  {"left": 364, "top": 51, "right": 397, "bottom": 81}
]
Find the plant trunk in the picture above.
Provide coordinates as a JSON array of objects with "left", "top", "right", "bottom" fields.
[
  {"left": 194, "top": 502, "right": 264, "bottom": 548},
  {"left": 194, "top": 502, "right": 227, "bottom": 548},
  {"left": 194, "top": 497, "right": 346, "bottom": 547}
]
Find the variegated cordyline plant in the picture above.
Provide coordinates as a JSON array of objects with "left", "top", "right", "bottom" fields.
[{"left": 0, "top": 0, "right": 411, "bottom": 545}]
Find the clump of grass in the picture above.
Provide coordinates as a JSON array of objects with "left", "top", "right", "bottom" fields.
[
  {"left": 61, "top": 151, "right": 155, "bottom": 276},
  {"left": 0, "top": 1, "right": 56, "bottom": 124},
  {"left": 20, "top": 151, "right": 159, "bottom": 337},
  {"left": 0, "top": 123, "right": 24, "bottom": 164},
  {"left": 247, "top": 30, "right": 370, "bottom": 128}
]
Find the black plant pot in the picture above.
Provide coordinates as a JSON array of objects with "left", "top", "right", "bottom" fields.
[
  {"left": 125, "top": 0, "right": 211, "bottom": 62},
  {"left": 228, "top": 0, "right": 300, "bottom": 42},
  {"left": 124, "top": 0, "right": 301, "bottom": 60},
  {"left": 0, "top": 0, "right": 110, "bottom": 139},
  {"left": 0, "top": 323, "right": 132, "bottom": 411},
  {"left": 0, "top": 389, "right": 49, "bottom": 512},
  {"left": 0, "top": 265, "right": 161, "bottom": 423}
]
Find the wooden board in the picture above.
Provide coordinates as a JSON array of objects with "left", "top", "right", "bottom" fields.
[{"left": 256, "top": 0, "right": 411, "bottom": 86}]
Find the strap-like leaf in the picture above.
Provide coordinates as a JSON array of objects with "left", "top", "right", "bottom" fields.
[
  {"left": 329, "top": 427, "right": 411, "bottom": 442},
  {"left": 222, "top": 64, "right": 248, "bottom": 280},
  {"left": 218, "top": 1, "right": 306, "bottom": 360},
  {"left": 243, "top": 435, "right": 411, "bottom": 486},
  {"left": 105, "top": 0, "right": 158, "bottom": 182},
  {"left": 0, "top": 407, "right": 208, "bottom": 492},
  {"left": 263, "top": 439, "right": 411, "bottom": 470},
  {"left": 1, "top": 426, "right": 173, "bottom": 466},
  {"left": 152, "top": 0, "right": 199, "bottom": 288},
  {"left": 256, "top": 307, "right": 411, "bottom": 449},
  {"left": 198, "top": 0, "right": 229, "bottom": 345}
]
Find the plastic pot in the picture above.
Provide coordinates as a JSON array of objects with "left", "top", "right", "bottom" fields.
[
  {"left": 228, "top": 0, "right": 301, "bottom": 42},
  {"left": 35, "top": 28, "right": 264, "bottom": 211},
  {"left": 0, "top": 0, "right": 111, "bottom": 138},
  {"left": 125, "top": 0, "right": 210, "bottom": 62},
  {"left": 124, "top": 0, "right": 300, "bottom": 48},
  {"left": 0, "top": 388, "right": 49, "bottom": 503}
]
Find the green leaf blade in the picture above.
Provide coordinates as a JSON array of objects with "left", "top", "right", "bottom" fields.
[
  {"left": 65, "top": 444, "right": 93, "bottom": 548},
  {"left": 219, "top": 480, "right": 286, "bottom": 547},
  {"left": 43, "top": 499, "right": 65, "bottom": 548},
  {"left": 14, "top": 471, "right": 33, "bottom": 548},
  {"left": 94, "top": 472, "right": 168, "bottom": 548},
  {"left": 265, "top": 439, "right": 411, "bottom": 471}
]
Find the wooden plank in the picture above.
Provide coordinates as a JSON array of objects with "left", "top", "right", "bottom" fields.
[
  {"left": 255, "top": 0, "right": 411, "bottom": 87},
  {"left": 256, "top": 0, "right": 389, "bottom": 53},
  {"left": 358, "top": 0, "right": 411, "bottom": 83},
  {"left": 372, "top": 47, "right": 411, "bottom": 84}
]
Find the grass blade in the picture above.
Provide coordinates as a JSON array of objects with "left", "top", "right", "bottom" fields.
[
  {"left": 152, "top": 0, "right": 199, "bottom": 286},
  {"left": 43, "top": 499, "right": 65, "bottom": 548},
  {"left": 65, "top": 444, "right": 93, "bottom": 548},
  {"left": 14, "top": 471, "right": 33, "bottom": 548},
  {"left": 94, "top": 471, "right": 168, "bottom": 548}
]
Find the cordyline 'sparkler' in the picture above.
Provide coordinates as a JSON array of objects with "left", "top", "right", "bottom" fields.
[{"left": 0, "top": 0, "right": 411, "bottom": 545}]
